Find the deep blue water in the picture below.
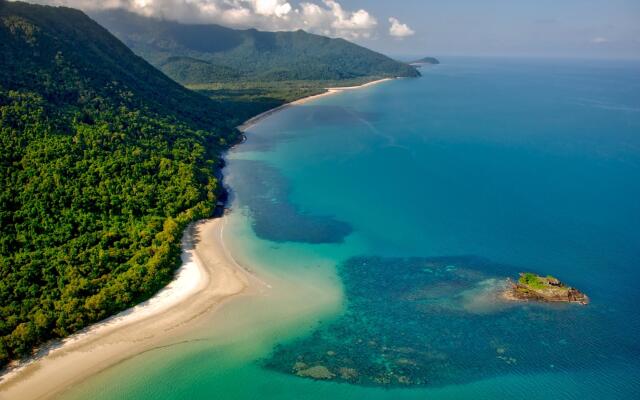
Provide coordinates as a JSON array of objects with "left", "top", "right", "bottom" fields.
[{"left": 235, "top": 57, "right": 640, "bottom": 396}]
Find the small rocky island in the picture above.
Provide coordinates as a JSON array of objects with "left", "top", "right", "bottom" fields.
[{"left": 505, "top": 273, "right": 589, "bottom": 305}]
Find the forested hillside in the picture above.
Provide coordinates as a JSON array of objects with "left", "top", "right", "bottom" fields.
[
  {"left": 0, "top": 0, "right": 239, "bottom": 366},
  {"left": 91, "top": 9, "right": 420, "bottom": 85}
]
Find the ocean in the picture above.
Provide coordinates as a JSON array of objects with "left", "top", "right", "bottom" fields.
[{"left": 65, "top": 57, "right": 640, "bottom": 399}]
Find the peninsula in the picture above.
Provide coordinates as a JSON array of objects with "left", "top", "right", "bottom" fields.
[
  {"left": 411, "top": 57, "right": 440, "bottom": 65},
  {"left": 505, "top": 273, "right": 589, "bottom": 305}
]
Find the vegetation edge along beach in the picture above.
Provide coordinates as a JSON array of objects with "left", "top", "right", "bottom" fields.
[{"left": 0, "top": 75, "right": 402, "bottom": 400}]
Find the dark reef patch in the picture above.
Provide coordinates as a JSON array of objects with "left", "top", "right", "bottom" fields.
[
  {"left": 264, "top": 256, "right": 622, "bottom": 388},
  {"left": 227, "top": 159, "right": 352, "bottom": 243}
]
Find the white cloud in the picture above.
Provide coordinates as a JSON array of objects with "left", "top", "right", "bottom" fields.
[
  {"left": 388, "top": 17, "right": 414, "bottom": 38},
  {"left": 28, "top": 0, "right": 381, "bottom": 40},
  {"left": 293, "top": 0, "right": 377, "bottom": 39},
  {"left": 250, "top": 0, "right": 292, "bottom": 18},
  {"left": 591, "top": 37, "right": 609, "bottom": 44}
]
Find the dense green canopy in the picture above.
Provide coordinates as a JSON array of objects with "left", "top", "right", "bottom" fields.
[{"left": 0, "top": 0, "right": 239, "bottom": 366}]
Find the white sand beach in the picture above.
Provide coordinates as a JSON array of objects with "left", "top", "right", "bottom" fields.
[
  {"left": 237, "top": 77, "right": 393, "bottom": 131},
  {"left": 0, "top": 218, "right": 255, "bottom": 400}
]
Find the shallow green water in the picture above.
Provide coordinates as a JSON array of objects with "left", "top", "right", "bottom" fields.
[{"left": 65, "top": 58, "right": 640, "bottom": 399}]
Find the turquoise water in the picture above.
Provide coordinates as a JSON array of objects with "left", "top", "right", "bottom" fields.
[{"left": 66, "top": 58, "right": 640, "bottom": 399}]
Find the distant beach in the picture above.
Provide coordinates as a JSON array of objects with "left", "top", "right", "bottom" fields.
[{"left": 237, "top": 77, "right": 393, "bottom": 132}]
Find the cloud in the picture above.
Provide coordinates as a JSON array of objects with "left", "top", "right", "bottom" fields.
[
  {"left": 249, "top": 0, "right": 292, "bottom": 18},
  {"left": 297, "top": 0, "right": 377, "bottom": 39},
  {"left": 388, "top": 17, "right": 414, "bottom": 38},
  {"left": 591, "top": 37, "right": 609, "bottom": 44},
  {"left": 28, "top": 0, "right": 381, "bottom": 40}
]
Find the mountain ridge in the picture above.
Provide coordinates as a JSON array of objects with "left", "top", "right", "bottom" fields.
[{"left": 90, "top": 9, "right": 420, "bottom": 85}]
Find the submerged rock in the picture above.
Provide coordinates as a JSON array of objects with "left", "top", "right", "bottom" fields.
[
  {"left": 505, "top": 273, "right": 589, "bottom": 305},
  {"left": 339, "top": 367, "right": 359, "bottom": 380},
  {"left": 296, "top": 365, "right": 335, "bottom": 380}
]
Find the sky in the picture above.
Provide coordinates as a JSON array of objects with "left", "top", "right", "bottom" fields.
[{"left": 27, "top": 0, "right": 640, "bottom": 59}]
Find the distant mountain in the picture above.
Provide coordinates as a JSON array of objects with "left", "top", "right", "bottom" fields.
[
  {"left": 90, "top": 9, "right": 420, "bottom": 85},
  {"left": 411, "top": 57, "right": 440, "bottom": 65},
  {"left": 0, "top": 0, "right": 238, "bottom": 366},
  {"left": 0, "top": 3, "right": 236, "bottom": 127}
]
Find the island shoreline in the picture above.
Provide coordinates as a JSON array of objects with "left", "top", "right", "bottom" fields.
[{"left": 0, "top": 76, "right": 397, "bottom": 400}]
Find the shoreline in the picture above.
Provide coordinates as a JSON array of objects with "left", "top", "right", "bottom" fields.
[
  {"left": 0, "top": 218, "right": 255, "bottom": 400},
  {"left": 237, "top": 77, "right": 394, "bottom": 132},
  {"left": 0, "top": 222, "right": 205, "bottom": 381},
  {"left": 0, "top": 75, "right": 396, "bottom": 400}
]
